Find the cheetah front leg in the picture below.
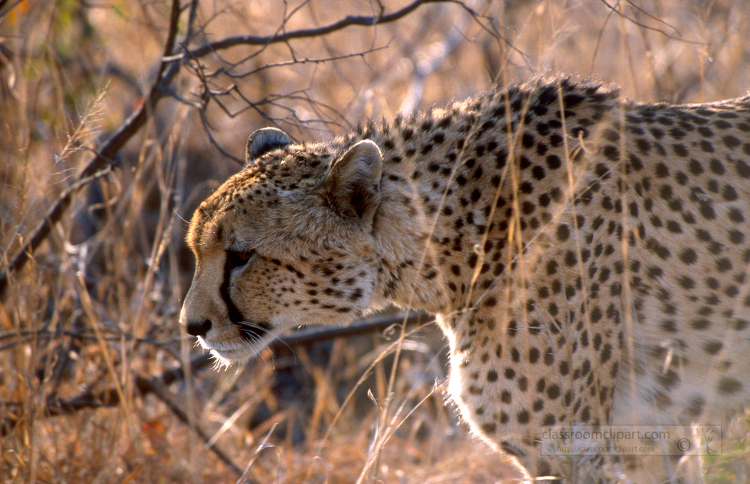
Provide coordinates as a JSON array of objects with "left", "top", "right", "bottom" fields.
[{"left": 440, "top": 294, "right": 623, "bottom": 483}]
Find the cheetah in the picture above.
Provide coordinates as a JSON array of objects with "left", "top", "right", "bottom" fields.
[{"left": 181, "top": 76, "right": 750, "bottom": 483}]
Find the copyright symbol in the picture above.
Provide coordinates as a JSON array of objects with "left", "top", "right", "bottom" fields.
[{"left": 677, "top": 438, "right": 692, "bottom": 452}]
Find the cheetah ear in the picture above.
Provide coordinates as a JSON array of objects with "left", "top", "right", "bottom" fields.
[
  {"left": 321, "top": 140, "right": 383, "bottom": 222},
  {"left": 246, "top": 128, "right": 292, "bottom": 164}
]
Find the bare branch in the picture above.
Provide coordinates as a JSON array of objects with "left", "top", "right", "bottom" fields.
[{"left": 188, "top": 0, "right": 448, "bottom": 59}]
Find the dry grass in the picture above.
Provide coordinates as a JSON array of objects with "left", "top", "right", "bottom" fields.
[{"left": 2, "top": 0, "right": 750, "bottom": 482}]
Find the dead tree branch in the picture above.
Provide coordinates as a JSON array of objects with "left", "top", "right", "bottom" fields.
[{"left": 188, "top": 0, "right": 447, "bottom": 59}]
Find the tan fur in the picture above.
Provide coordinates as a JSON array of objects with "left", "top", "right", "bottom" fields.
[{"left": 182, "top": 76, "right": 750, "bottom": 483}]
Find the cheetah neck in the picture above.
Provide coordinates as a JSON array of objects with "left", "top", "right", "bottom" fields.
[
  {"left": 358, "top": 78, "right": 623, "bottom": 319},
  {"left": 362, "top": 116, "right": 511, "bottom": 316}
]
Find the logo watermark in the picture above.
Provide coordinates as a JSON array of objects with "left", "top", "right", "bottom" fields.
[{"left": 540, "top": 425, "right": 722, "bottom": 456}]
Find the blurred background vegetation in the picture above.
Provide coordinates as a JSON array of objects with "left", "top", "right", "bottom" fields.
[{"left": 1, "top": 0, "right": 750, "bottom": 482}]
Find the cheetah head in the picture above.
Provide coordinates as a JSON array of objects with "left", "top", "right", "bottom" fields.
[{"left": 181, "top": 128, "right": 383, "bottom": 364}]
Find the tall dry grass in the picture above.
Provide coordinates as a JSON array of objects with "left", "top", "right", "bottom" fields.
[{"left": 1, "top": 0, "right": 750, "bottom": 482}]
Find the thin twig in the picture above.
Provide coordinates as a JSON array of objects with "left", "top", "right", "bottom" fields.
[{"left": 597, "top": 0, "right": 700, "bottom": 44}]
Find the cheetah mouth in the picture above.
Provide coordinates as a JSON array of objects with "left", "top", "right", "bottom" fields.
[
  {"left": 207, "top": 320, "right": 283, "bottom": 365},
  {"left": 189, "top": 325, "right": 278, "bottom": 367},
  {"left": 207, "top": 345, "right": 255, "bottom": 366},
  {"left": 196, "top": 337, "right": 264, "bottom": 365}
]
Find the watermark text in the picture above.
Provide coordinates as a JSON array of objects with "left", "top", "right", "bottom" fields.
[{"left": 540, "top": 425, "right": 721, "bottom": 456}]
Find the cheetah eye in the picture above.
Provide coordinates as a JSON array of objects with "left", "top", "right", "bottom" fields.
[{"left": 226, "top": 249, "right": 256, "bottom": 270}]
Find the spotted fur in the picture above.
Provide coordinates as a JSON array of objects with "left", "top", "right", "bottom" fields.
[{"left": 181, "top": 76, "right": 750, "bottom": 483}]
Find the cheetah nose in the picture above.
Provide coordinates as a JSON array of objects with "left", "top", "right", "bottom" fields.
[{"left": 186, "top": 319, "right": 212, "bottom": 337}]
